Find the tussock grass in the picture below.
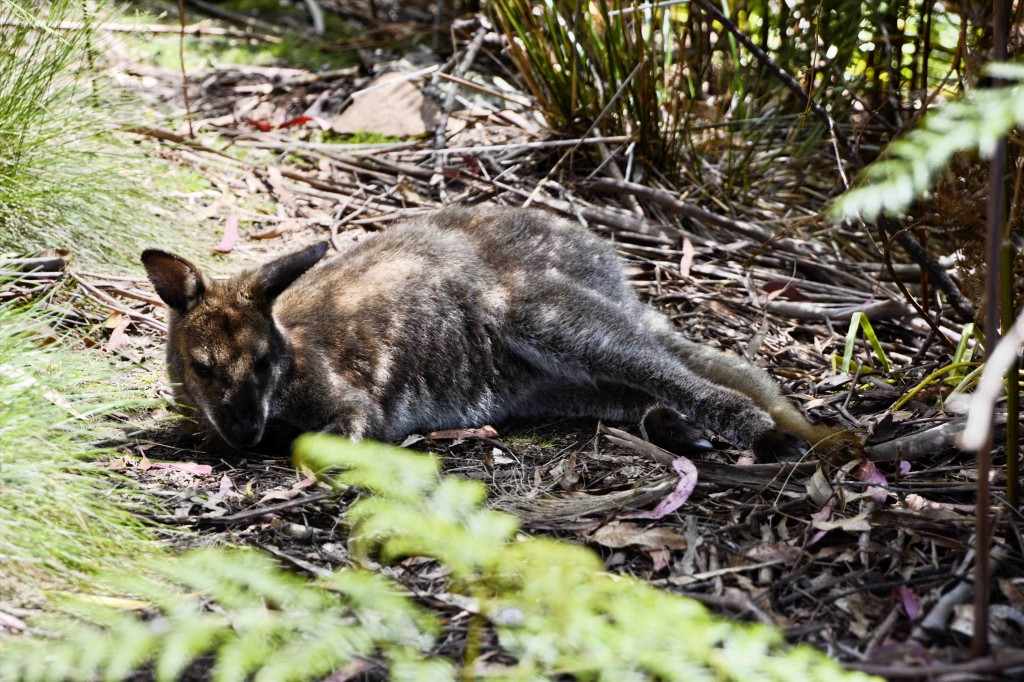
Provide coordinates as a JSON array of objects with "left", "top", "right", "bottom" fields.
[
  {"left": 0, "top": 0, "right": 179, "bottom": 266},
  {"left": 491, "top": 0, "right": 686, "bottom": 176},
  {"left": 0, "top": 295, "right": 163, "bottom": 604},
  {"left": 489, "top": 0, "right": 967, "bottom": 200}
]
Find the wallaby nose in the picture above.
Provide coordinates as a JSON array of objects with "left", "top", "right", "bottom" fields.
[{"left": 224, "top": 420, "right": 263, "bottom": 448}]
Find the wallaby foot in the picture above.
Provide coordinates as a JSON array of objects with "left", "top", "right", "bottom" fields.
[
  {"left": 640, "top": 406, "right": 713, "bottom": 454},
  {"left": 751, "top": 427, "right": 809, "bottom": 461}
]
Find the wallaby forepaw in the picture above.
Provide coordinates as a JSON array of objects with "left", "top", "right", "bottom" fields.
[
  {"left": 752, "top": 428, "right": 808, "bottom": 462},
  {"left": 641, "top": 406, "right": 713, "bottom": 454}
]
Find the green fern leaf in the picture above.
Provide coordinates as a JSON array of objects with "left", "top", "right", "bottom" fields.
[{"left": 832, "top": 65, "right": 1024, "bottom": 222}]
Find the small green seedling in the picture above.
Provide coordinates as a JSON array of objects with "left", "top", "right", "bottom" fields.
[
  {"left": 892, "top": 322, "right": 984, "bottom": 410},
  {"left": 836, "top": 312, "right": 890, "bottom": 375}
]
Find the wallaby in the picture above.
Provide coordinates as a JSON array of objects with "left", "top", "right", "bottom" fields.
[{"left": 142, "top": 207, "right": 855, "bottom": 459}]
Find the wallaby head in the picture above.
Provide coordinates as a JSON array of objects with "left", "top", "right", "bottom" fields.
[{"left": 142, "top": 242, "right": 329, "bottom": 448}]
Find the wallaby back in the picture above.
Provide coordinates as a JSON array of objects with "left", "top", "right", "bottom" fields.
[{"left": 143, "top": 207, "right": 859, "bottom": 459}]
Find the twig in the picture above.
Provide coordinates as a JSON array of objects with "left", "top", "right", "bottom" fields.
[
  {"left": 0, "top": 255, "right": 67, "bottom": 273},
  {"left": 92, "top": 283, "right": 163, "bottom": 307},
  {"left": 434, "top": 70, "right": 532, "bottom": 106},
  {"left": 585, "top": 178, "right": 816, "bottom": 257},
  {"left": 878, "top": 220, "right": 954, "bottom": 347},
  {"left": 433, "top": 26, "right": 490, "bottom": 199},
  {"left": 846, "top": 649, "right": 1024, "bottom": 679},
  {"left": 153, "top": 491, "right": 331, "bottom": 525},
  {"left": 258, "top": 542, "right": 332, "bottom": 577},
  {"left": 398, "top": 135, "right": 632, "bottom": 157},
  {"left": 174, "top": 0, "right": 194, "bottom": 137},
  {"left": 972, "top": 1, "right": 1012, "bottom": 654},
  {"left": 300, "top": 0, "right": 325, "bottom": 35},
  {"left": 764, "top": 299, "right": 910, "bottom": 322},
  {"left": 185, "top": 0, "right": 283, "bottom": 34},
  {"left": 132, "top": 127, "right": 407, "bottom": 205},
  {"left": 69, "top": 271, "right": 167, "bottom": 333},
  {"left": 351, "top": 64, "right": 439, "bottom": 99},
  {"left": 491, "top": 182, "right": 674, "bottom": 240},
  {"left": 878, "top": 216, "right": 976, "bottom": 323},
  {"left": 864, "top": 417, "right": 991, "bottom": 462},
  {"left": 0, "top": 19, "right": 280, "bottom": 41}
]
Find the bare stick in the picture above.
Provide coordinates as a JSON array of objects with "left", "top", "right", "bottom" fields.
[
  {"left": 0, "top": 19, "right": 280, "bottom": 41},
  {"left": 301, "top": 0, "right": 324, "bottom": 35},
  {"left": 847, "top": 649, "right": 1024, "bottom": 679},
  {"left": 175, "top": 0, "right": 194, "bottom": 137},
  {"left": 971, "top": 0, "right": 1012, "bottom": 655},
  {"left": 434, "top": 26, "right": 488, "bottom": 199},
  {"left": 692, "top": 0, "right": 856, "bottom": 161}
]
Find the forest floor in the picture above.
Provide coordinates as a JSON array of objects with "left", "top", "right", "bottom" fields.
[{"left": 14, "top": 2, "right": 1023, "bottom": 679}]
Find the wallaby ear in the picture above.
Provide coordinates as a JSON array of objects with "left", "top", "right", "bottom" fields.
[
  {"left": 141, "top": 250, "right": 207, "bottom": 313},
  {"left": 253, "top": 241, "right": 329, "bottom": 303}
]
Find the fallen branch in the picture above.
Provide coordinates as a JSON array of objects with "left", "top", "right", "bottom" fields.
[
  {"left": 847, "top": 648, "right": 1024, "bottom": 679},
  {"left": 584, "top": 178, "right": 815, "bottom": 256},
  {"left": 765, "top": 298, "right": 911, "bottom": 321},
  {"left": 865, "top": 416, "right": 1015, "bottom": 462},
  {"left": 434, "top": 26, "right": 489, "bottom": 199},
  {"left": 0, "top": 19, "right": 280, "bottom": 41}
]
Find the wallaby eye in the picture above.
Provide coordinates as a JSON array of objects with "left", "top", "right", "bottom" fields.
[
  {"left": 191, "top": 360, "right": 214, "bottom": 379},
  {"left": 254, "top": 354, "right": 271, "bottom": 373}
]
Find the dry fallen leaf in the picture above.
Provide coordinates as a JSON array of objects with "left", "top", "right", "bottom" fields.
[
  {"left": 808, "top": 502, "right": 833, "bottom": 545},
  {"left": 589, "top": 521, "right": 688, "bottom": 552},
  {"left": 895, "top": 585, "right": 919, "bottom": 621},
  {"left": 148, "top": 461, "right": 214, "bottom": 476},
  {"left": 857, "top": 460, "right": 889, "bottom": 502},
  {"left": 105, "top": 315, "right": 131, "bottom": 353},
  {"left": 810, "top": 509, "right": 872, "bottom": 533},
  {"left": 619, "top": 455, "right": 696, "bottom": 520},
  {"left": 211, "top": 473, "right": 234, "bottom": 502},
  {"left": 266, "top": 166, "right": 297, "bottom": 212},
  {"left": 213, "top": 214, "right": 239, "bottom": 253},
  {"left": 426, "top": 425, "right": 499, "bottom": 440},
  {"left": 333, "top": 72, "right": 440, "bottom": 137},
  {"left": 678, "top": 237, "right": 695, "bottom": 278},
  {"left": 806, "top": 467, "right": 833, "bottom": 507},
  {"left": 249, "top": 227, "right": 285, "bottom": 240},
  {"left": 743, "top": 542, "right": 800, "bottom": 564},
  {"left": 257, "top": 474, "right": 318, "bottom": 503}
]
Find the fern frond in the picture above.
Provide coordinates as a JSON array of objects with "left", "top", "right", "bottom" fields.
[
  {"left": 0, "top": 547, "right": 438, "bottom": 682},
  {"left": 832, "top": 64, "right": 1024, "bottom": 222},
  {"left": 5, "top": 436, "right": 877, "bottom": 681},
  {"left": 295, "top": 435, "right": 878, "bottom": 681}
]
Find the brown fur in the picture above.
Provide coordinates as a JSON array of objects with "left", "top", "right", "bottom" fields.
[{"left": 143, "top": 207, "right": 858, "bottom": 459}]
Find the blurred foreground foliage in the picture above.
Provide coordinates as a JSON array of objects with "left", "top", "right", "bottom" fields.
[{"left": 2, "top": 433, "right": 877, "bottom": 681}]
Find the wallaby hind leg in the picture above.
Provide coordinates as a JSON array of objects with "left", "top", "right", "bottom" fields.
[
  {"left": 509, "top": 383, "right": 713, "bottom": 454},
  {"left": 642, "top": 311, "right": 857, "bottom": 458},
  {"left": 511, "top": 286, "right": 784, "bottom": 452}
]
